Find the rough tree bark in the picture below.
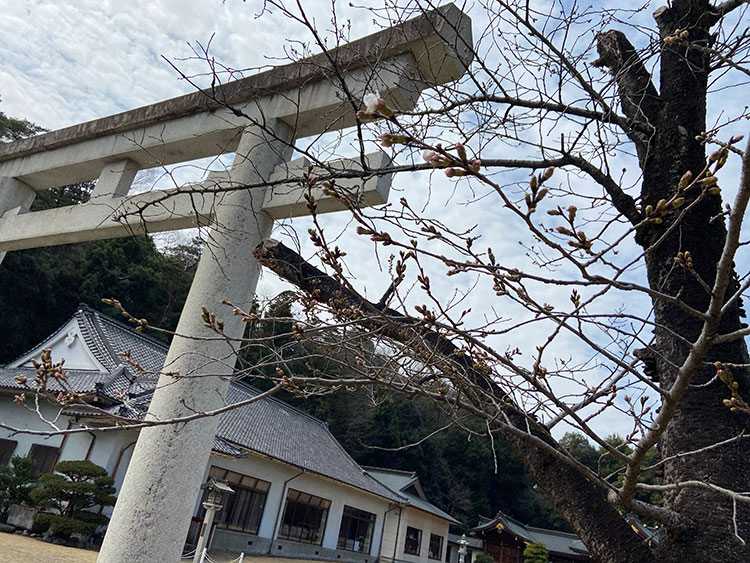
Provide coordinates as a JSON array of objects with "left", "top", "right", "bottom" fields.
[{"left": 594, "top": 1, "right": 750, "bottom": 560}]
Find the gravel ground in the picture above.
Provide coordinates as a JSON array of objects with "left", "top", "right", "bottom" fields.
[
  {"left": 0, "top": 532, "right": 99, "bottom": 563},
  {"left": 1, "top": 532, "right": 319, "bottom": 563}
]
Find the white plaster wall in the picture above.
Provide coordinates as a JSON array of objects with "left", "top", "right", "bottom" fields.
[
  {"left": 207, "top": 454, "right": 391, "bottom": 556},
  {"left": 55, "top": 427, "right": 139, "bottom": 518},
  {"left": 382, "top": 507, "right": 451, "bottom": 563},
  {"left": 0, "top": 396, "right": 66, "bottom": 457},
  {"left": 0, "top": 395, "right": 141, "bottom": 519},
  {"left": 1, "top": 396, "right": 451, "bottom": 559}
]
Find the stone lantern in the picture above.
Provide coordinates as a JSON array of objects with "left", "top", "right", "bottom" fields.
[
  {"left": 458, "top": 534, "right": 469, "bottom": 563},
  {"left": 193, "top": 477, "right": 234, "bottom": 563}
]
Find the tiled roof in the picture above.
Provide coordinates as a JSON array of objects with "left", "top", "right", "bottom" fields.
[
  {"left": 0, "top": 366, "right": 112, "bottom": 394},
  {"left": 1, "top": 305, "right": 456, "bottom": 511},
  {"left": 1, "top": 305, "right": 166, "bottom": 403},
  {"left": 472, "top": 512, "right": 589, "bottom": 557},
  {"left": 361, "top": 467, "right": 417, "bottom": 493},
  {"left": 218, "top": 384, "right": 404, "bottom": 502},
  {"left": 0, "top": 363, "right": 156, "bottom": 405},
  {"left": 213, "top": 436, "right": 248, "bottom": 458},
  {"left": 75, "top": 304, "right": 169, "bottom": 373},
  {"left": 365, "top": 466, "right": 460, "bottom": 524}
]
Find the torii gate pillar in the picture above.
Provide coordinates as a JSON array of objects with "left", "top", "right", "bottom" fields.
[{"left": 98, "top": 123, "right": 290, "bottom": 561}]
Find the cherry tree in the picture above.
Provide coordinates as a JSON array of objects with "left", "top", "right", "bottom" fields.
[{"left": 231, "top": 1, "right": 750, "bottom": 562}]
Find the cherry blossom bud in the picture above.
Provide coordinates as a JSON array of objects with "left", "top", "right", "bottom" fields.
[
  {"left": 363, "top": 92, "right": 393, "bottom": 118},
  {"left": 356, "top": 110, "right": 374, "bottom": 122},
  {"left": 379, "top": 134, "right": 407, "bottom": 147},
  {"left": 379, "top": 134, "right": 395, "bottom": 147},
  {"left": 678, "top": 170, "right": 692, "bottom": 190},
  {"left": 363, "top": 92, "right": 380, "bottom": 113},
  {"left": 455, "top": 143, "right": 467, "bottom": 160},
  {"left": 422, "top": 150, "right": 440, "bottom": 165}
]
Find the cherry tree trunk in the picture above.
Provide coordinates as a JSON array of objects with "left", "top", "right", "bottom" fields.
[{"left": 635, "top": 1, "right": 750, "bottom": 560}]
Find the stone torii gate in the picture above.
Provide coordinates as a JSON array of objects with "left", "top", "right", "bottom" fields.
[{"left": 0, "top": 6, "right": 471, "bottom": 563}]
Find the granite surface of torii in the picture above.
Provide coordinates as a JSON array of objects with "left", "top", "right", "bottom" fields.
[{"left": 0, "top": 5, "right": 472, "bottom": 562}]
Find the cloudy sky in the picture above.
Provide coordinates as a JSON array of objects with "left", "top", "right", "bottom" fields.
[
  {"left": 1, "top": 0, "right": 748, "bottom": 441},
  {"left": 1, "top": 1, "right": 331, "bottom": 128}
]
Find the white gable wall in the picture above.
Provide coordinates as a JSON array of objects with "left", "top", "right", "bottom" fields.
[{"left": 9, "top": 317, "right": 106, "bottom": 372}]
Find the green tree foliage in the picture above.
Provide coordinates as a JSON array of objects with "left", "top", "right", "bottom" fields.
[
  {"left": 474, "top": 552, "right": 495, "bottom": 563},
  {"left": 523, "top": 541, "right": 549, "bottom": 563},
  {"left": 0, "top": 99, "right": 43, "bottom": 142},
  {"left": 269, "top": 384, "right": 562, "bottom": 528},
  {"left": 559, "top": 433, "right": 598, "bottom": 472},
  {"left": 0, "top": 235, "right": 199, "bottom": 361},
  {"left": 0, "top": 456, "right": 39, "bottom": 520},
  {"left": 30, "top": 460, "right": 115, "bottom": 538}
]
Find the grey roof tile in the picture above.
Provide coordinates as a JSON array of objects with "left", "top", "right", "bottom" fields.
[
  {"left": 76, "top": 304, "right": 169, "bottom": 374},
  {"left": 218, "top": 384, "right": 403, "bottom": 502},
  {"left": 0, "top": 366, "right": 112, "bottom": 394}
]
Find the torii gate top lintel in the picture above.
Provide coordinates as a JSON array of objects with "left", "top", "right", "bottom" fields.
[{"left": 0, "top": 3, "right": 472, "bottom": 172}]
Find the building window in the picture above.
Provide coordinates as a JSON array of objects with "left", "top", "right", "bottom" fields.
[
  {"left": 445, "top": 544, "right": 452, "bottom": 562},
  {"left": 337, "top": 505, "right": 376, "bottom": 553},
  {"left": 0, "top": 439, "right": 17, "bottom": 466},
  {"left": 207, "top": 466, "right": 270, "bottom": 535},
  {"left": 279, "top": 488, "right": 331, "bottom": 545},
  {"left": 29, "top": 444, "right": 57, "bottom": 474},
  {"left": 404, "top": 526, "right": 422, "bottom": 555},
  {"left": 429, "top": 534, "right": 444, "bottom": 560}
]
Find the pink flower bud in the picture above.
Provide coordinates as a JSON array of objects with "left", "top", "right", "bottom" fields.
[
  {"left": 423, "top": 150, "right": 439, "bottom": 164},
  {"left": 379, "top": 134, "right": 395, "bottom": 147}
]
